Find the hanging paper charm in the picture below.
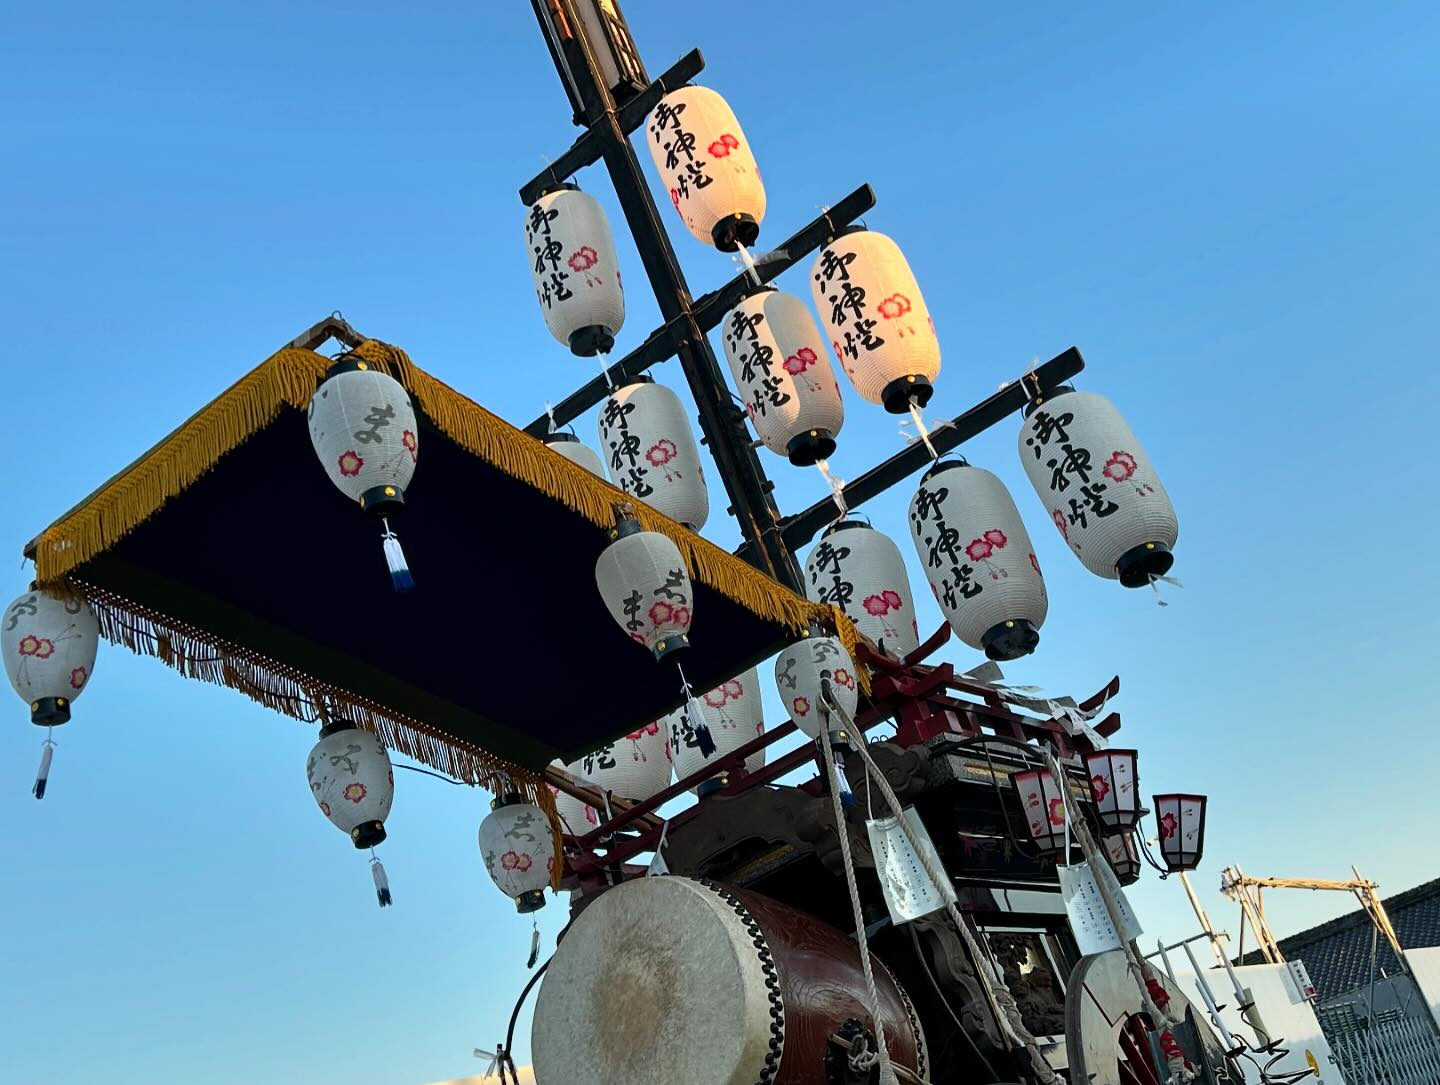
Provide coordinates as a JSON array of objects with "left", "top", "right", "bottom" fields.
[
  {"left": 598, "top": 379, "right": 709, "bottom": 530},
  {"left": 669, "top": 667, "right": 766, "bottom": 795},
  {"left": 646, "top": 84, "right": 766, "bottom": 251},
  {"left": 1153, "top": 793, "right": 1207, "bottom": 872},
  {"left": 810, "top": 227, "right": 940, "bottom": 414},
  {"left": 1011, "top": 769, "right": 1068, "bottom": 853},
  {"left": 479, "top": 795, "right": 557, "bottom": 913},
  {"left": 595, "top": 518, "right": 693, "bottom": 659},
  {"left": 806, "top": 521, "right": 919, "bottom": 661},
  {"left": 307, "top": 354, "right": 419, "bottom": 591},
  {"left": 544, "top": 432, "right": 608, "bottom": 479},
  {"left": 1017, "top": 388, "right": 1178, "bottom": 586},
  {"left": 524, "top": 184, "right": 626, "bottom": 356},
  {"left": 721, "top": 288, "right": 845, "bottom": 466},
  {"left": 908, "top": 461, "right": 1047, "bottom": 660},
  {"left": 1086, "top": 748, "right": 1141, "bottom": 832},
  {"left": 306, "top": 721, "right": 395, "bottom": 849}
]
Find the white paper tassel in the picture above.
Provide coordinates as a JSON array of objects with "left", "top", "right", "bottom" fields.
[
  {"left": 832, "top": 747, "right": 855, "bottom": 809},
  {"left": 33, "top": 740, "right": 54, "bottom": 800},
  {"left": 370, "top": 856, "right": 392, "bottom": 908},
  {"left": 527, "top": 922, "right": 541, "bottom": 969},
  {"left": 381, "top": 522, "right": 414, "bottom": 593}
]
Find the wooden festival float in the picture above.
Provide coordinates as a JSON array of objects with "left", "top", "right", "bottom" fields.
[{"left": 8, "top": 4, "right": 1248, "bottom": 1084}]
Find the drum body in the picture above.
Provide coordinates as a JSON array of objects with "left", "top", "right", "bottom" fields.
[{"left": 533, "top": 876, "right": 927, "bottom": 1085}]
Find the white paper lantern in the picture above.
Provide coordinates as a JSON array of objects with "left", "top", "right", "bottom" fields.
[
  {"left": 548, "top": 760, "right": 602, "bottom": 837},
  {"left": 810, "top": 227, "right": 940, "bottom": 413},
  {"left": 1086, "top": 748, "right": 1141, "bottom": 832},
  {"left": 669, "top": 667, "right": 766, "bottom": 794},
  {"left": 544, "top": 432, "right": 608, "bottom": 479},
  {"left": 908, "top": 461, "right": 1048, "bottom": 661},
  {"left": 1011, "top": 769, "right": 1067, "bottom": 853},
  {"left": 721, "top": 288, "right": 845, "bottom": 466},
  {"left": 805, "top": 521, "right": 919, "bottom": 661},
  {"left": 1154, "top": 793, "right": 1207, "bottom": 872},
  {"left": 306, "top": 722, "right": 395, "bottom": 848},
  {"left": 774, "top": 635, "right": 859, "bottom": 740},
  {"left": 4, "top": 589, "right": 99, "bottom": 726},
  {"left": 594, "top": 520, "right": 693, "bottom": 660},
  {"left": 524, "top": 185, "right": 626, "bottom": 356},
  {"left": 479, "top": 796, "right": 557, "bottom": 913},
  {"left": 598, "top": 379, "right": 709, "bottom": 529},
  {"left": 578, "top": 720, "right": 672, "bottom": 803},
  {"left": 1017, "top": 388, "right": 1178, "bottom": 586},
  {"left": 646, "top": 84, "right": 766, "bottom": 251}
]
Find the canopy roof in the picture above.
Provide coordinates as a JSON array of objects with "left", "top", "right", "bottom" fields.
[{"left": 26, "top": 338, "right": 857, "bottom": 801}]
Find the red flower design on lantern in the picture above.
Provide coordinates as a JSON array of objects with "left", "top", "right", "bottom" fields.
[
  {"left": 18, "top": 635, "right": 42, "bottom": 657},
  {"left": 1103, "top": 451, "right": 1138, "bottom": 483},
  {"left": 670, "top": 188, "right": 681, "bottom": 210},
  {"left": 722, "top": 680, "right": 744, "bottom": 699},
  {"left": 1160, "top": 812, "right": 1179, "bottom": 839},
  {"left": 833, "top": 668, "right": 856, "bottom": 690},
  {"left": 1091, "top": 774, "right": 1110, "bottom": 802},
  {"left": 648, "top": 600, "right": 675, "bottom": 626},
  {"left": 1048, "top": 797, "right": 1066, "bottom": 826},
  {"left": 671, "top": 606, "right": 692, "bottom": 627},
  {"left": 881, "top": 590, "right": 903, "bottom": 610},
  {"left": 984, "top": 529, "right": 1008, "bottom": 549},
  {"left": 783, "top": 346, "right": 818, "bottom": 375},
  {"left": 338, "top": 451, "right": 364, "bottom": 477},
  {"left": 704, "top": 688, "right": 729, "bottom": 708},
  {"left": 32, "top": 638, "right": 55, "bottom": 660},
  {"left": 646, "top": 438, "right": 678, "bottom": 467},
  {"left": 501, "top": 850, "right": 532, "bottom": 873},
  {"left": 567, "top": 245, "right": 599, "bottom": 272},
  {"left": 320, "top": 800, "right": 331, "bottom": 817},
  {"left": 792, "top": 696, "right": 810, "bottom": 717},
  {"left": 401, "top": 430, "right": 418, "bottom": 462},
  {"left": 630, "top": 631, "right": 647, "bottom": 646},
  {"left": 1029, "top": 553, "right": 1041, "bottom": 575},
  {"left": 965, "top": 537, "right": 994, "bottom": 562},
  {"left": 627, "top": 721, "right": 661, "bottom": 740},
  {"left": 707, "top": 133, "right": 740, "bottom": 158},
  {"left": 1052, "top": 508, "right": 1069, "bottom": 541},
  {"left": 863, "top": 594, "right": 891, "bottom": 616},
  {"left": 877, "top": 294, "right": 912, "bottom": 319},
  {"left": 343, "top": 782, "right": 367, "bottom": 804},
  {"left": 69, "top": 666, "right": 88, "bottom": 690}
]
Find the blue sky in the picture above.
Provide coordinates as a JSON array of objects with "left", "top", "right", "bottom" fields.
[{"left": 3, "top": 3, "right": 1438, "bottom": 1083}]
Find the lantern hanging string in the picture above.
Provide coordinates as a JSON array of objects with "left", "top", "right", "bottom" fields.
[
  {"left": 815, "top": 459, "right": 848, "bottom": 522},
  {"left": 904, "top": 397, "right": 940, "bottom": 460},
  {"left": 544, "top": 401, "right": 558, "bottom": 435},
  {"left": 734, "top": 244, "right": 764, "bottom": 289},
  {"left": 594, "top": 351, "right": 616, "bottom": 392}
]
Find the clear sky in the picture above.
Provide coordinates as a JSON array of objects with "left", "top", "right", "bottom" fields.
[{"left": 4, "top": 3, "right": 1438, "bottom": 1083}]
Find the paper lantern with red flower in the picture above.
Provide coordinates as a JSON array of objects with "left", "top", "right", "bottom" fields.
[
  {"left": 577, "top": 721, "right": 672, "bottom": 803},
  {"left": 479, "top": 794, "right": 558, "bottom": 913},
  {"left": 598, "top": 378, "right": 709, "bottom": 530},
  {"left": 805, "top": 520, "right": 919, "bottom": 661},
  {"left": 670, "top": 667, "right": 766, "bottom": 795},
  {"left": 1103, "top": 832, "right": 1142, "bottom": 886},
  {"left": 4, "top": 588, "right": 99, "bottom": 728},
  {"left": 1011, "top": 768, "right": 1068, "bottom": 853},
  {"left": 1153, "top": 793, "right": 1207, "bottom": 872},
  {"left": 548, "top": 760, "right": 602, "bottom": 838},
  {"left": 307, "top": 354, "right": 419, "bottom": 591},
  {"left": 720, "top": 288, "right": 845, "bottom": 466},
  {"left": 1018, "top": 388, "right": 1178, "bottom": 587},
  {"left": 774, "top": 635, "right": 858, "bottom": 741},
  {"left": 1086, "top": 748, "right": 1140, "bottom": 832},
  {"left": 646, "top": 85, "right": 766, "bottom": 251},
  {"left": 524, "top": 184, "right": 625, "bottom": 356},
  {"left": 306, "top": 721, "right": 395, "bottom": 850},
  {"left": 544, "top": 432, "right": 608, "bottom": 478},
  {"left": 810, "top": 227, "right": 940, "bottom": 413},
  {"left": 908, "top": 461, "right": 1048, "bottom": 660},
  {"left": 594, "top": 518, "right": 694, "bottom": 660}
]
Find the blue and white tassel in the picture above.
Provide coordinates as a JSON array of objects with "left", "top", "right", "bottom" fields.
[
  {"left": 33, "top": 733, "right": 55, "bottom": 800},
  {"left": 381, "top": 519, "right": 414, "bottom": 593},
  {"left": 370, "top": 853, "right": 392, "bottom": 908}
]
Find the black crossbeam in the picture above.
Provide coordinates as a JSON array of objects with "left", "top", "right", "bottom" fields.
[
  {"left": 524, "top": 183, "right": 876, "bottom": 436},
  {"left": 519, "top": 49, "right": 706, "bottom": 207},
  {"left": 771, "top": 348, "right": 1086, "bottom": 555}
]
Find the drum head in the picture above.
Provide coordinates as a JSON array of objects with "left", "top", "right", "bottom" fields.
[{"left": 533, "top": 877, "right": 782, "bottom": 1085}]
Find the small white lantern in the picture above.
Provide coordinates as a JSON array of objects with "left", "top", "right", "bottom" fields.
[
  {"left": 549, "top": 760, "right": 602, "bottom": 837},
  {"left": 1017, "top": 388, "right": 1178, "bottom": 586},
  {"left": 805, "top": 521, "right": 919, "bottom": 661},
  {"left": 1154, "top": 793, "right": 1207, "bottom": 872},
  {"left": 479, "top": 795, "right": 557, "bottom": 913},
  {"left": 1011, "top": 769, "right": 1067, "bottom": 853},
  {"left": 1086, "top": 748, "right": 1141, "bottom": 832},
  {"left": 544, "top": 432, "right": 608, "bottom": 478},
  {"left": 306, "top": 722, "right": 395, "bottom": 849},
  {"left": 720, "top": 288, "right": 845, "bottom": 466},
  {"left": 307, "top": 355, "right": 420, "bottom": 590},
  {"left": 669, "top": 667, "right": 766, "bottom": 794},
  {"left": 810, "top": 227, "right": 940, "bottom": 413},
  {"left": 1102, "top": 832, "right": 1142, "bottom": 886},
  {"left": 580, "top": 720, "right": 672, "bottom": 802},
  {"left": 773, "top": 635, "right": 859, "bottom": 740},
  {"left": 646, "top": 84, "right": 766, "bottom": 251},
  {"left": 594, "top": 519, "right": 693, "bottom": 660},
  {"left": 908, "top": 461, "right": 1048, "bottom": 660},
  {"left": 4, "top": 588, "right": 99, "bottom": 727},
  {"left": 524, "top": 184, "right": 626, "bottom": 356},
  {"left": 598, "top": 379, "right": 709, "bottom": 530}
]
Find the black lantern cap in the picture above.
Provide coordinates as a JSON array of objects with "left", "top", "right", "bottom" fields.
[
  {"left": 982, "top": 619, "right": 1040, "bottom": 662},
  {"left": 30, "top": 696, "right": 71, "bottom": 727},
  {"left": 1115, "top": 541, "right": 1174, "bottom": 589},
  {"left": 785, "top": 429, "right": 836, "bottom": 467},
  {"left": 711, "top": 212, "right": 760, "bottom": 252},
  {"left": 880, "top": 374, "right": 934, "bottom": 415}
]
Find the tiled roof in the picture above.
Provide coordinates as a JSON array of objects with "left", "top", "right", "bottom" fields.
[{"left": 1238, "top": 877, "right": 1440, "bottom": 1000}]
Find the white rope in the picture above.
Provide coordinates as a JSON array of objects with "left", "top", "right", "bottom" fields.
[
  {"left": 595, "top": 351, "right": 616, "bottom": 392},
  {"left": 544, "top": 401, "right": 558, "bottom": 435},
  {"left": 734, "top": 244, "right": 764, "bottom": 288},
  {"left": 905, "top": 398, "right": 939, "bottom": 460}
]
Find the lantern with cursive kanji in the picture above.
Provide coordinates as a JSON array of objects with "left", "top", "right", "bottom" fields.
[
  {"left": 479, "top": 794, "right": 558, "bottom": 913},
  {"left": 594, "top": 519, "right": 693, "bottom": 660},
  {"left": 579, "top": 722, "right": 672, "bottom": 803},
  {"left": 805, "top": 521, "right": 919, "bottom": 661},
  {"left": 1011, "top": 768, "right": 1067, "bottom": 853},
  {"left": 670, "top": 667, "right": 766, "bottom": 795},
  {"left": 721, "top": 288, "right": 845, "bottom": 466},
  {"left": 307, "top": 354, "right": 419, "bottom": 591},
  {"left": 1086, "top": 748, "right": 1141, "bottom": 832},
  {"left": 773, "top": 635, "right": 859, "bottom": 741},
  {"left": 1017, "top": 388, "right": 1178, "bottom": 587},
  {"left": 306, "top": 722, "right": 395, "bottom": 849},
  {"left": 544, "top": 432, "right": 608, "bottom": 479},
  {"left": 646, "top": 85, "right": 766, "bottom": 251},
  {"left": 548, "top": 760, "right": 602, "bottom": 838},
  {"left": 908, "top": 461, "right": 1047, "bottom": 660},
  {"left": 524, "top": 184, "right": 626, "bottom": 356},
  {"left": 810, "top": 227, "right": 940, "bottom": 414},
  {"left": 1154, "top": 793, "right": 1207, "bottom": 872},
  {"left": 598, "top": 379, "right": 709, "bottom": 530}
]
